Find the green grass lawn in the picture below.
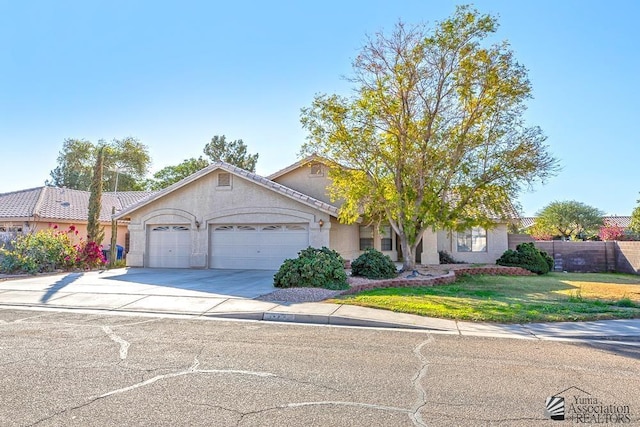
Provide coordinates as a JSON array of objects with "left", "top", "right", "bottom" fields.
[{"left": 328, "top": 272, "right": 640, "bottom": 323}]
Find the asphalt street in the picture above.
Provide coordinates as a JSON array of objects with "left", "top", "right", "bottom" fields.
[{"left": 1, "top": 309, "right": 638, "bottom": 426}]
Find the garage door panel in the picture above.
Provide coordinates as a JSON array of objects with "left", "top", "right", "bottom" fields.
[
  {"left": 210, "top": 224, "right": 308, "bottom": 270},
  {"left": 148, "top": 225, "right": 191, "bottom": 268}
]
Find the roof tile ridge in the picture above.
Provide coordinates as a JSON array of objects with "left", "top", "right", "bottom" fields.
[{"left": 32, "top": 186, "right": 48, "bottom": 218}]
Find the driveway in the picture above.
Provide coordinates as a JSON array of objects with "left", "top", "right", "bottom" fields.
[{"left": 0, "top": 268, "right": 278, "bottom": 301}]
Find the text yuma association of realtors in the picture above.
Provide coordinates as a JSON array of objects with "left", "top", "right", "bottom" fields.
[{"left": 569, "top": 396, "right": 632, "bottom": 424}]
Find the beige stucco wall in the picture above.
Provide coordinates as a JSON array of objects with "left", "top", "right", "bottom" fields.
[
  {"left": 437, "top": 223, "right": 509, "bottom": 264},
  {"left": 329, "top": 220, "right": 360, "bottom": 261},
  {"left": 124, "top": 169, "right": 331, "bottom": 268},
  {"left": 271, "top": 163, "right": 334, "bottom": 205}
]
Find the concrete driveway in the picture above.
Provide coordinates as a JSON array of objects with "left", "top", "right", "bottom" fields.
[{"left": 0, "top": 268, "right": 278, "bottom": 302}]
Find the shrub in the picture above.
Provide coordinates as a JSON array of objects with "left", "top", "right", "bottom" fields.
[
  {"left": 75, "top": 240, "right": 107, "bottom": 270},
  {"left": 539, "top": 249, "right": 554, "bottom": 271},
  {"left": 0, "top": 228, "right": 77, "bottom": 274},
  {"left": 351, "top": 248, "right": 397, "bottom": 279},
  {"left": 439, "top": 250, "right": 463, "bottom": 264},
  {"left": 274, "top": 246, "right": 348, "bottom": 290},
  {"left": 496, "top": 242, "right": 551, "bottom": 275},
  {"left": 0, "top": 225, "right": 106, "bottom": 274}
]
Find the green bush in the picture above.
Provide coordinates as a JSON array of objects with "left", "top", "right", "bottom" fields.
[
  {"left": 496, "top": 242, "right": 551, "bottom": 275},
  {"left": 539, "top": 249, "right": 554, "bottom": 271},
  {"left": 0, "top": 228, "right": 77, "bottom": 274},
  {"left": 351, "top": 248, "right": 397, "bottom": 279},
  {"left": 439, "top": 250, "right": 463, "bottom": 264},
  {"left": 273, "top": 246, "right": 348, "bottom": 290},
  {"left": 0, "top": 225, "right": 106, "bottom": 274}
]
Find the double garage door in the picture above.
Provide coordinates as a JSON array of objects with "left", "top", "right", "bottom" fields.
[
  {"left": 210, "top": 224, "right": 308, "bottom": 270},
  {"left": 147, "top": 223, "right": 309, "bottom": 270}
]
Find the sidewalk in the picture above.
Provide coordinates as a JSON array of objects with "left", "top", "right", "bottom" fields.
[{"left": 1, "top": 271, "right": 639, "bottom": 343}]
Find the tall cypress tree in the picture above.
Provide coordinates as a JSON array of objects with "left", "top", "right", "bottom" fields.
[{"left": 87, "top": 146, "right": 105, "bottom": 245}]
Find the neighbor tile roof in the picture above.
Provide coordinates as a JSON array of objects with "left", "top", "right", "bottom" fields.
[
  {"left": 519, "top": 216, "right": 632, "bottom": 229},
  {"left": 116, "top": 161, "right": 340, "bottom": 219},
  {"left": 0, "top": 187, "right": 156, "bottom": 222},
  {"left": 0, "top": 187, "right": 44, "bottom": 218}
]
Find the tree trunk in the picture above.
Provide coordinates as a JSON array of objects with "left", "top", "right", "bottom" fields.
[{"left": 399, "top": 234, "right": 418, "bottom": 271}]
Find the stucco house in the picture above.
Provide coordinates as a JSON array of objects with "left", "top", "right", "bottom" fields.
[
  {"left": 116, "top": 156, "right": 513, "bottom": 269},
  {"left": 0, "top": 186, "right": 154, "bottom": 250}
]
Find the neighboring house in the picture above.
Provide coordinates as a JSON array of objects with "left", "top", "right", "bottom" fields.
[
  {"left": 116, "top": 155, "right": 513, "bottom": 269},
  {"left": 0, "top": 186, "right": 155, "bottom": 251}
]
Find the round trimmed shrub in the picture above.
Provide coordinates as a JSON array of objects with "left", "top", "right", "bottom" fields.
[
  {"left": 351, "top": 248, "right": 397, "bottom": 279},
  {"left": 273, "top": 246, "right": 348, "bottom": 290},
  {"left": 496, "top": 242, "right": 551, "bottom": 275}
]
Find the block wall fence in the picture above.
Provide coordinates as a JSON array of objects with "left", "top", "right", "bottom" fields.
[{"left": 507, "top": 234, "right": 640, "bottom": 274}]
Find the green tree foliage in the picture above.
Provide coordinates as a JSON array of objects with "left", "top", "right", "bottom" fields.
[
  {"left": 496, "top": 242, "right": 553, "bottom": 275},
  {"left": 300, "top": 6, "right": 557, "bottom": 269},
  {"left": 273, "top": 247, "right": 348, "bottom": 290},
  {"left": 48, "top": 137, "right": 151, "bottom": 191},
  {"left": 533, "top": 200, "right": 604, "bottom": 240},
  {"left": 351, "top": 248, "right": 397, "bottom": 279},
  {"left": 630, "top": 194, "right": 640, "bottom": 234},
  {"left": 203, "top": 135, "right": 259, "bottom": 172},
  {"left": 87, "top": 147, "right": 105, "bottom": 245},
  {"left": 148, "top": 157, "right": 209, "bottom": 190}
]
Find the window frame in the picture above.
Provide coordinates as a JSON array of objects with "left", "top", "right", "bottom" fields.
[
  {"left": 380, "top": 225, "right": 392, "bottom": 251},
  {"left": 359, "top": 225, "right": 374, "bottom": 251},
  {"left": 457, "top": 227, "right": 487, "bottom": 253}
]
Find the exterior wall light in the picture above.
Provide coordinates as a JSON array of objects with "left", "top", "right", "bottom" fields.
[{"left": 318, "top": 219, "right": 324, "bottom": 228}]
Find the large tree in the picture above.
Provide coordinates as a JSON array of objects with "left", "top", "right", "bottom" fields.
[
  {"left": 48, "top": 137, "right": 151, "bottom": 191},
  {"left": 300, "top": 6, "right": 557, "bottom": 269},
  {"left": 148, "top": 157, "right": 209, "bottom": 190},
  {"left": 533, "top": 200, "right": 604, "bottom": 240},
  {"left": 148, "top": 135, "right": 259, "bottom": 189},
  {"left": 203, "top": 135, "right": 259, "bottom": 172}
]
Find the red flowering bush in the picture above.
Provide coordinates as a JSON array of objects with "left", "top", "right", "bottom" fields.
[
  {"left": 75, "top": 240, "right": 106, "bottom": 269},
  {"left": 598, "top": 224, "right": 625, "bottom": 241}
]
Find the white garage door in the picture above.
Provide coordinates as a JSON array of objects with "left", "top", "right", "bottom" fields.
[
  {"left": 148, "top": 225, "right": 191, "bottom": 268},
  {"left": 210, "top": 224, "right": 308, "bottom": 270}
]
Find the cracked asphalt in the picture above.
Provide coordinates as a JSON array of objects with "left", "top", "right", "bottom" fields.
[{"left": 1, "top": 308, "right": 638, "bottom": 426}]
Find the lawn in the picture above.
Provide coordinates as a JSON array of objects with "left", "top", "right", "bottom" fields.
[{"left": 328, "top": 272, "right": 640, "bottom": 323}]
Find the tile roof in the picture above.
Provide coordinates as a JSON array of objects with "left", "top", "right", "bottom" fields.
[
  {"left": 267, "top": 154, "right": 324, "bottom": 180},
  {"left": 0, "top": 187, "right": 156, "bottom": 223},
  {"left": 116, "top": 161, "right": 341, "bottom": 219},
  {"left": 0, "top": 187, "right": 43, "bottom": 218},
  {"left": 519, "top": 216, "right": 632, "bottom": 229}
]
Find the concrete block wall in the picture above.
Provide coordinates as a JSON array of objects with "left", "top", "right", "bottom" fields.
[
  {"left": 615, "top": 242, "right": 640, "bottom": 274},
  {"left": 507, "top": 234, "right": 640, "bottom": 274}
]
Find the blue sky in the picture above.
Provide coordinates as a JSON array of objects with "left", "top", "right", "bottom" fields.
[{"left": 1, "top": 1, "right": 638, "bottom": 216}]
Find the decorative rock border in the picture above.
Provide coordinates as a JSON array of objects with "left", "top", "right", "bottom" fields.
[{"left": 341, "top": 266, "right": 533, "bottom": 295}]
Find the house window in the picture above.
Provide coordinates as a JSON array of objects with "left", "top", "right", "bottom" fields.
[
  {"left": 457, "top": 227, "right": 487, "bottom": 252},
  {"left": 380, "top": 226, "right": 392, "bottom": 251},
  {"left": 359, "top": 226, "right": 373, "bottom": 250},
  {"left": 310, "top": 163, "right": 323, "bottom": 177},
  {"left": 217, "top": 172, "right": 231, "bottom": 187}
]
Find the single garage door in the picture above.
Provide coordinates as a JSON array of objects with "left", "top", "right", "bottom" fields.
[
  {"left": 147, "top": 225, "right": 191, "bottom": 268},
  {"left": 210, "top": 224, "right": 308, "bottom": 270}
]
